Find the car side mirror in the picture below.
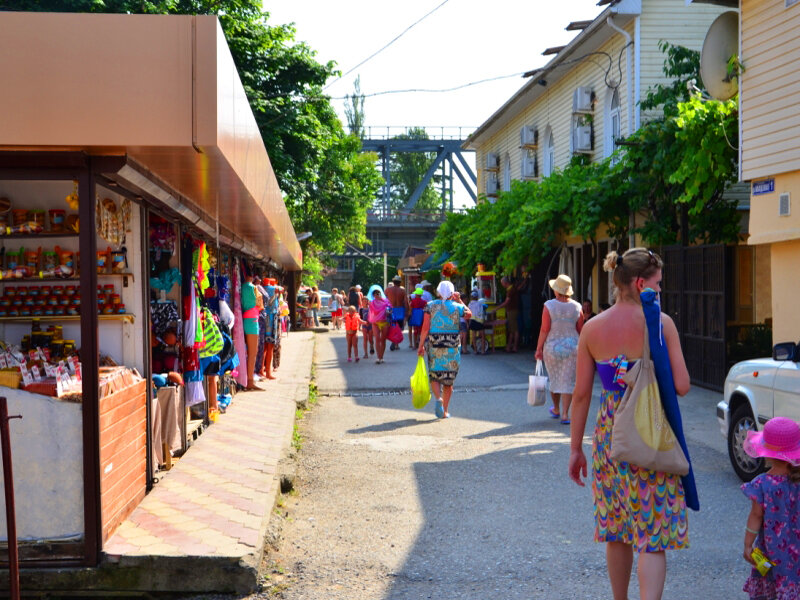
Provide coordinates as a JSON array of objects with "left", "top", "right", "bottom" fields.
[{"left": 773, "top": 342, "right": 798, "bottom": 361}]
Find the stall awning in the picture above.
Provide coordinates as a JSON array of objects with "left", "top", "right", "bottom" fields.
[
  {"left": 0, "top": 12, "right": 301, "bottom": 271},
  {"left": 419, "top": 252, "right": 451, "bottom": 273}
]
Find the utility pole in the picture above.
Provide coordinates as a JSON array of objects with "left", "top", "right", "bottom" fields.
[{"left": 383, "top": 253, "right": 387, "bottom": 289}]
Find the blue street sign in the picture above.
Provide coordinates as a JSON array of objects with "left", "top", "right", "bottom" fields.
[{"left": 752, "top": 179, "right": 775, "bottom": 195}]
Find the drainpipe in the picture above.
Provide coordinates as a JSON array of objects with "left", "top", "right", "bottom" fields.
[{"left": 607, "top": 15, "right": 636, "bottom": 248}]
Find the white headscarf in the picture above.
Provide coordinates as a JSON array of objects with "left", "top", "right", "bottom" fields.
[{"left": 437, "top": 280, "right": 455, "bottom": 300}]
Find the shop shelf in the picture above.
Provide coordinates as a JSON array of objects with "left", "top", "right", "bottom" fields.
[
  {"left": 0, "top": 272, "right": 135, "bottom": 283},
  {"left": 0, "top": 232, "right": 80, "bottom": 239},
  {"left": 0, "top": 314, "right": 135, "bottom": 324}
]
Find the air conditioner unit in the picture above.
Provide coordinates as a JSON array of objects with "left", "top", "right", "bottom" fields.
[
  {"left": 573, "top": 86, "right": 593, "bottom": 113},
  {"left": 779, "top": 192, "right": 791, "bottom": 216},
  {"left": 485, "top": 172, "right": 500, "bottom": 195},
  {"left": 574, "top": 125, "right": 593, "bottom": 153},
  {"left": 522, "top": 153, "right": 539, "bottom": 178},
  {"left": 485, "top": 152, "right": 500, "bottom": 170},
  {"left": 520, "top": 125, "right": 538, "bottom": 148}
]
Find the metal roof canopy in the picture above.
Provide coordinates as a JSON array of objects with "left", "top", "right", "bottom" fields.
[{"left": 0, "top": 12, "right": 301, "bottom": 270}]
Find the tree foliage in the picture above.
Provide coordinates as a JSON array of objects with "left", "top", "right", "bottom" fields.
[
  {"left": 432, "top": 42, "right": 741, "bottom": 273},
  {"left": 344, "top": 76, "right": 366, "bottom": 138},
  {"left": 0, "top": 0, "right": 384, "bottom": 283}
]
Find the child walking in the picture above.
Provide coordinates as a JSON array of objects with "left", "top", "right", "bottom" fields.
[
  {"left": 741, "top": 416, "right": 800, "bottom": 600},
  {"left": 359, "top": 296, "right": 374, "bottom": 358},
  {"left": 344, "top": 305, "right": 367, "bottom": 362}
]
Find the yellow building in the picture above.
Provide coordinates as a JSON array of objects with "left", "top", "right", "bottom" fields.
[{"left": 737, "top": 0, "right": 800, "bottom": 343}]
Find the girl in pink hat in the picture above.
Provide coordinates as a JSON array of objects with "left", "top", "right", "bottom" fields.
[{"left": 741, "top": 417, "right": 800, "bottom": 599}]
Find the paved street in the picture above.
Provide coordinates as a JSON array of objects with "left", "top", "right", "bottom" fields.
[{"left": 258, "top": 328, "right": 751, "bottom": 599}]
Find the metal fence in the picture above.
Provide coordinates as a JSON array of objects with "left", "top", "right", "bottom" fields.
[{"left": 361, "top": 126, "right": 476, "bottom": 141}]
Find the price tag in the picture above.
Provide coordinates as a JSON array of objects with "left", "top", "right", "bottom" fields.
[
  {"left": 42, "top": 347, "right": 51, "bottom": 362},
  {"left": 56, "top": 378, "right": 63, "bottom": 396},
  {"left": 20, "top": 364, "right": 33, "bottom": 387},
  {"left": 58, "top": 360, "right": 66, "bottom": 373},
  {"left": 66, "top": 356, "right": 77, "bottom": 375},
  {"left": 0, "top": 354, "right": 7, "bottom": 368},
  {"left": 44, "top": 363, "right": 54, "bottom": 378},
  {"left": 31, "top": 366, "right": 42, "bottom": 382},
  {"left": 74, "top": 362, "right": 82, "bottom": 382}
]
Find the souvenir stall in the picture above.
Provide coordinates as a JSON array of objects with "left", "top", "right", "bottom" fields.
[
  {"left": 471, "top": 269, "right": 507, "bottom": 351},
  {"left": 0, "top": 11, "right": 302, "bottom": 568},
  {"left": 0, "top": 168, "right": 149, "bottom": 563}
]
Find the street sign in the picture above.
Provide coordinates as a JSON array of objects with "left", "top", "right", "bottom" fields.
[{"left": 752, "top": 179, "right": 775, "bottom": 195}]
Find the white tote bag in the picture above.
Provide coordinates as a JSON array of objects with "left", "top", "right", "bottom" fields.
[{"left": 527, "top": 360, "right": 549, "bottom": 406}]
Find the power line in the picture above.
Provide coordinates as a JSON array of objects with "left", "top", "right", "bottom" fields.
[{"left": 324, "top": 0, "right": 451, "bottom": 90}]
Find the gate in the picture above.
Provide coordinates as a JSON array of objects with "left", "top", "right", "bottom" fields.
[{"left": 660, "top": 245, "right": 728, "bottom": 391}]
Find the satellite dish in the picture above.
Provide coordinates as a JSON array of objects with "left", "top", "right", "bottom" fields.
[{"left": 700, "top": 11, "right": 739, "bottom": 101}]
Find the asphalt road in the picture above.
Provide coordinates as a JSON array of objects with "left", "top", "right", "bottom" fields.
[{"left": 260, "top": 328, "right": 751, "bottom": 599}]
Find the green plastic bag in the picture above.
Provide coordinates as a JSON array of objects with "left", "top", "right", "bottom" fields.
[{"left": 410, "top": 356, "right": 431, "bottom": 409}]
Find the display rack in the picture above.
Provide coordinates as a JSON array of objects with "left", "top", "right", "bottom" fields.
[
  {"left": 0, "top": 232, "right": 79, "bottom": 239},
  {"left": 0, "top": 314, "right": 135, "bottom": 324}
]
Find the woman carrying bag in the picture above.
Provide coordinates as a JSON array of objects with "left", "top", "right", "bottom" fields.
[
  {"left": 417, "top": 281, "right": 471, "bottom": 419},
  {"left": 568, "top": 248, "right": 691, "bottom": 600}
]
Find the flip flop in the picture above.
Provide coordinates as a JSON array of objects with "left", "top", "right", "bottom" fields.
[
  {"left": 435, "top": 400, "right": 445, "bottom": 419},
  {"left": 560, "top": 419, "right": 571, "bottom": 425},
  {"left": 549, "top": 407, "right": 560, "bottom": 419}
]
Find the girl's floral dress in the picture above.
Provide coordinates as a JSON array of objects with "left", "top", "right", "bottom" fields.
[{"left": 742, "top": 473, "right": 800, "bottom": 600}]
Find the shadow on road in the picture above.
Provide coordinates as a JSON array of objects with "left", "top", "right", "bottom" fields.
[{"left": 348, "top": 418, "right": 437, "bottom": 435}]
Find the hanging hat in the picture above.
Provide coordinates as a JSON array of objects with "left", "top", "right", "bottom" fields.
[
  {"left": 549, "top": 274, "right": 574, "bottom": 297},
  {"left": 743, "top": 417, "right": 800, "bottom": 466}
]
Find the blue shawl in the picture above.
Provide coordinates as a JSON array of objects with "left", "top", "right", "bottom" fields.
[{"left": 641, "top": 289, "right": 699, "bottom": 511}]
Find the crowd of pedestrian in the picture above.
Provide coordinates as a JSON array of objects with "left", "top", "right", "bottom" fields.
[{"left": 301, "top": 247, "right": 800, "bottom": 600}]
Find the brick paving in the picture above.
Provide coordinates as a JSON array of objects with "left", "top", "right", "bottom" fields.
[{"left": 102, "top": 331, "right": 314, "bottom": 585}]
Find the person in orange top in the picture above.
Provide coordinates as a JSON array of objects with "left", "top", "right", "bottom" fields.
[{"left": 344, "top": 305, "right": 368, "bottom": 362}]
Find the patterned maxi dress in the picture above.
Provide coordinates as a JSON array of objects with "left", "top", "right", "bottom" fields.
[
  {"left": 424, "top": 299, "right": 464, "bottom": 386},
  {"left": 593, "top": 359, "right": 688, "bottom": 552},
  {"left": 542, "top": 298, "right": 582, "bottom": 394}
]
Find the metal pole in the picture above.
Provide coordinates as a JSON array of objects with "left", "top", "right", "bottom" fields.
[
  {"left": 383, "top": 253, "right": 388, "bottom": 290},
  {"left": 1, "top": 397, "right": 22, "bottom": 600}
]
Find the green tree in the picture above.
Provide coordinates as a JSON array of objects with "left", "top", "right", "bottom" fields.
[
  {"left": 389, "top": 127, "right": 443, "bottom": 214},
  {"left": 350, "top": 256, "right": 387, "bottom": 289},
  {"left": 344, "top": 76, "right": 366, "bottom": 138}
]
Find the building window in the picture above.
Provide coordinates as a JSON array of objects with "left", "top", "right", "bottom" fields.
[
  {"left": 543, "top": 129, "right": 555, "bottom": 176},
  {"left": 607, "top": 89, "right": 621, "bottom": 161},
  {"left": 503, "top": 154, "right": 511, "bottom": 191}
]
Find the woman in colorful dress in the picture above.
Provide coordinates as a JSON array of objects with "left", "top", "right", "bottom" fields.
[
  {"left": 568, "top": 248, "right": 690, "bottom": 600},
  {"left": 534, "top": 274, "right": 584, "bottom": 424},
  {"left": 417, "top": 280, "right": 471, "bottom": 419}
]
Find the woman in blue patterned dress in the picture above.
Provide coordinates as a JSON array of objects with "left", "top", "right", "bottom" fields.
[
  {"left": 569, "top": 248, "right": 691, "bottom": 600},
  {"left": 417, "top": 280, "right": 471, "bottom": 419}
]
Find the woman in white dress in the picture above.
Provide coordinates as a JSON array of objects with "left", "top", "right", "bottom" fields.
[{"left": 534, "top": 274, "right": 584, "bottom": 424}]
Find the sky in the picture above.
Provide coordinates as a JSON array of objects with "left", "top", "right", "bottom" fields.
[{"left": 264, "top": 0, "right": 605, "bottom": 204}]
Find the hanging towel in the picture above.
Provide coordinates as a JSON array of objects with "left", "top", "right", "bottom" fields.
[
  {"left": 641, "top": 289, "right": 699, "bottom": 511},
  {"left": 231, "top": 261, "right": 249, "bottom": 388}
]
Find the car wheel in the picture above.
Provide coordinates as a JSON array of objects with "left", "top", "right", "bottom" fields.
[{"left": 728, "top": 404, "right": 766, "bottom": 482}]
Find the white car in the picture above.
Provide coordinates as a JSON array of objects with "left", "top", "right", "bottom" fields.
[
  {"left": 296, "top": 290, "right": 332, "bottom": 327},
  {"left": 717, "top": 341, "right": 800, "bottom": 481}
]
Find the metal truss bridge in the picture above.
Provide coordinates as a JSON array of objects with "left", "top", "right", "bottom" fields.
[{"left": 360, "top": 126, "right": 477, "bottom": 218}]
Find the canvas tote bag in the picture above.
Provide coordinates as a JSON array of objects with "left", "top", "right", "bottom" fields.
[
  {"left": 528, "top": 359, "right": 549, "bottom": 406},
  {"left": 610, "top": 321, "right": 690, "bottom": 475}
]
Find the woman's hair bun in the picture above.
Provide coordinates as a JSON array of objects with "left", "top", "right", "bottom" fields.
[{"left": 603, "top": 251, "right": 619, "bottom": 273}]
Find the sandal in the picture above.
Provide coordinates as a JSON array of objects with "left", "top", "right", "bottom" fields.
[
  {"left": 549, "top": 407, "right": 560, "bottom": 419},
  {"left": 560, "top": 419, "right": 571, "bottom": 425},
  {"left": 435, "top": 400, "right": 445, "bottom": 419}
]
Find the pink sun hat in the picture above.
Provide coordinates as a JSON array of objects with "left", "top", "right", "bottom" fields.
[{"left": 743, "top": 417, "right": 800, "bottom": 466}]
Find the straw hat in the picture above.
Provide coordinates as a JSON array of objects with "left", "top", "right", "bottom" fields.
[
  {"left": 549, "top": 274, "right": 574, "bottom": 297},
  {"left": 744, "top": 417, "right": 800, "bottom": 466}
]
